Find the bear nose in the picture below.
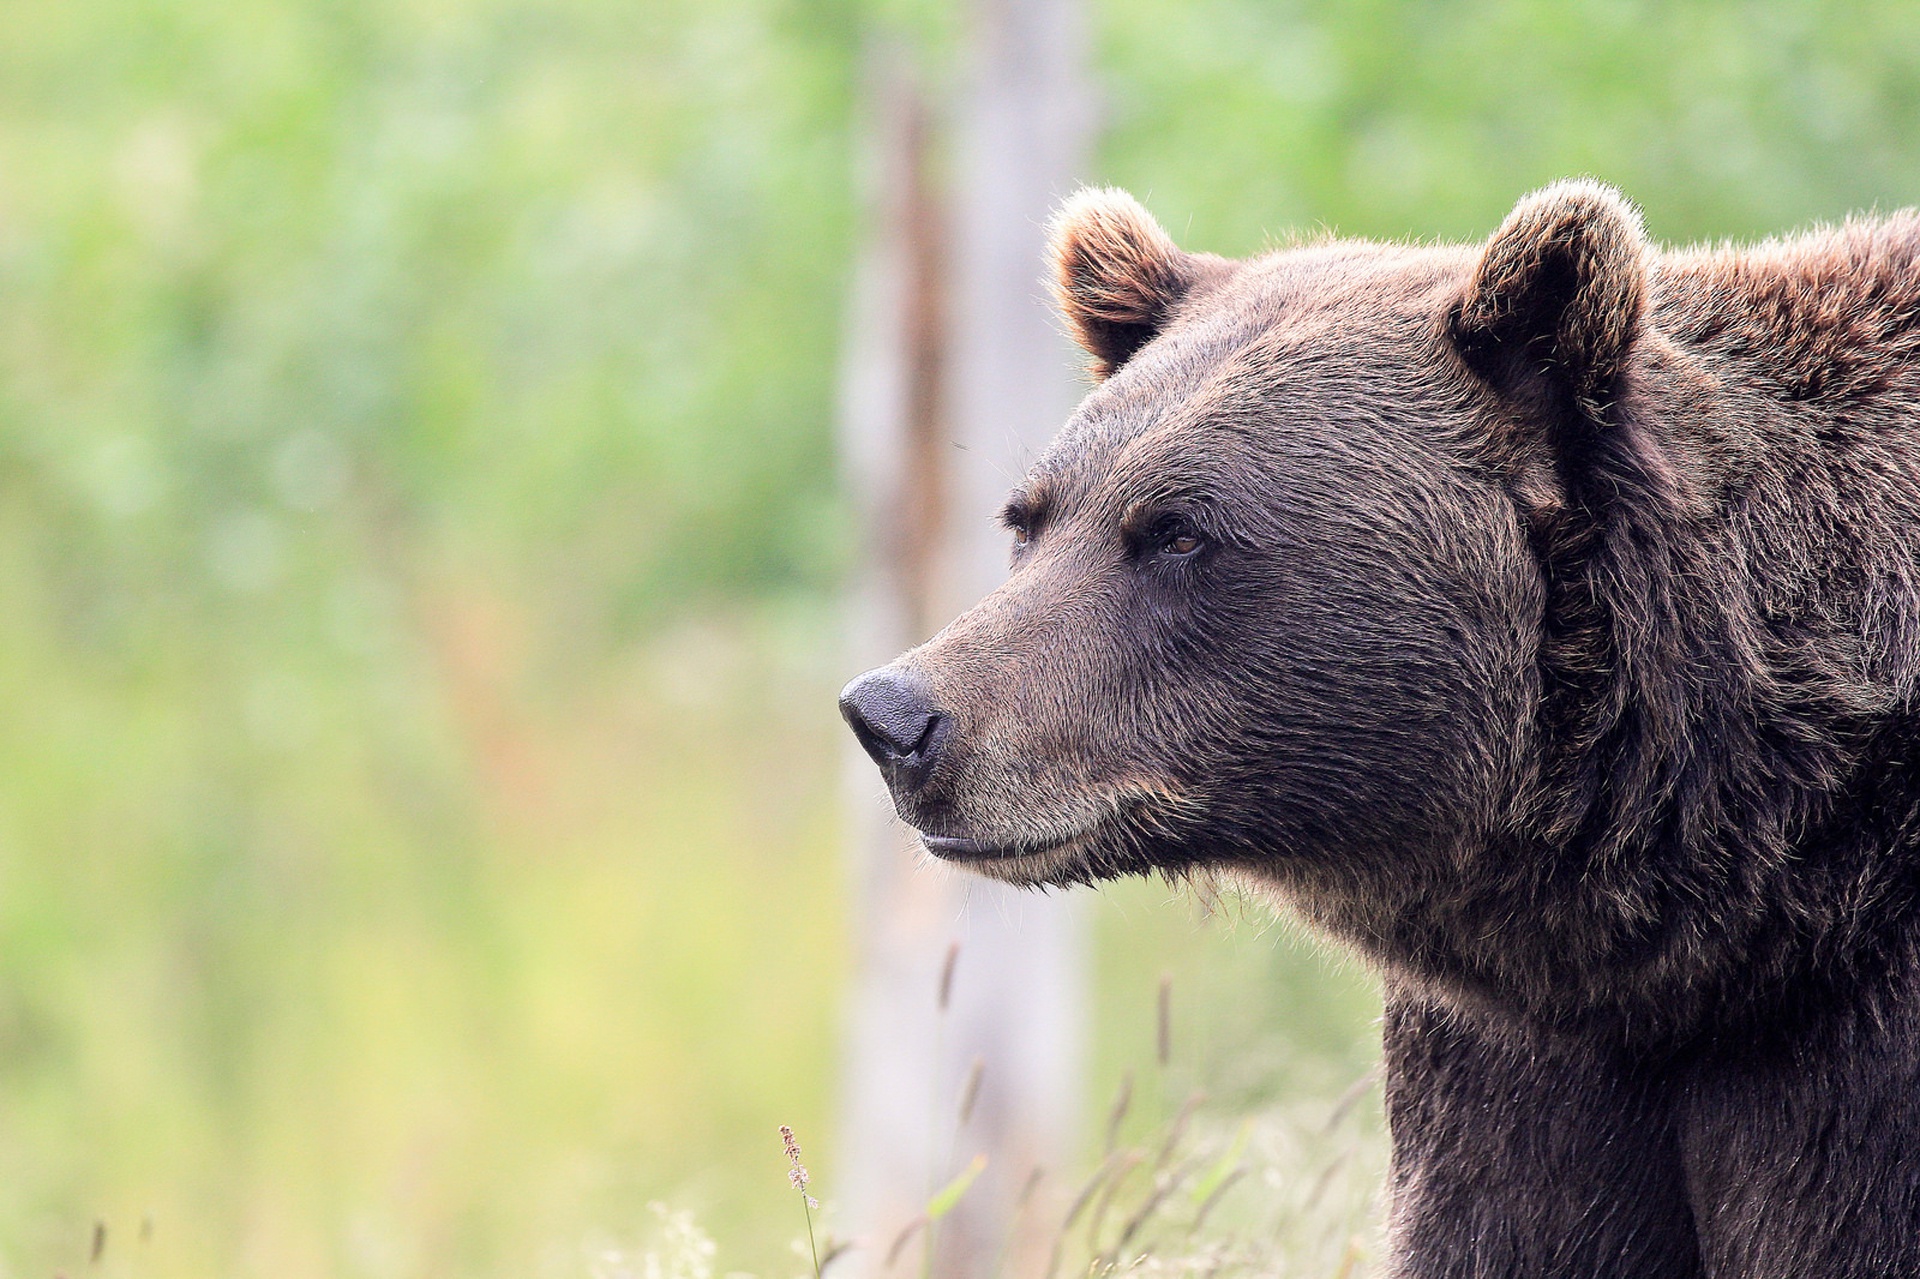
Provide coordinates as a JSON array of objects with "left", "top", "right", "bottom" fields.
[{"left": 839, "top": 668, "right": 945, "bottom": 780}]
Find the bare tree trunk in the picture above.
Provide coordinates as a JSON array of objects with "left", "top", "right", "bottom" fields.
[
  {"left": 836, "top": 39, "right": 961, "bottom": 1274},
  {"left": 930, "top": 0, "right": 1094, "bottom": 1271},
  {"left": 837, "top": 1, "right": 1093, "bottom": 1273}
]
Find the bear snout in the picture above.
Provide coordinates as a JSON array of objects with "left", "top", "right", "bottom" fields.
[{"left": 839, "top": 667, "right": 949, "bottom": 794}]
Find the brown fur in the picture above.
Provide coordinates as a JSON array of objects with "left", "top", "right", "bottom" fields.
[{"left": 841, "top": 183, "right": 1920, "bottom": 1275}]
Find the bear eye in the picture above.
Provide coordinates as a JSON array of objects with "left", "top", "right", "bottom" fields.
[
  {"left": 1149, "top": 516, "right": 1205, "bottom": 559},
  {"left": 999, "top": 494, "right": 1041, "bottom": 555},
  {"left": 1162, "top": 530, "right": 1202, "bottom": 557}
]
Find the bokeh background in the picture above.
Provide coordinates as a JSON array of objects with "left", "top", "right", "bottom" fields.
[{"left": 2, "top": 0, "right": 1918, "bottom": 1274}]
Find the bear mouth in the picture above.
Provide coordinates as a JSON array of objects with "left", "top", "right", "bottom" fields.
[
  {"left": 916, "top": 826, "right": 1105, "bottom": 886},
  {"left": 920, "top": 833, "right": 1068, "bottom": 862},
  {"left": 911, "top": 791, "right": 1177, "bottom": 884}
]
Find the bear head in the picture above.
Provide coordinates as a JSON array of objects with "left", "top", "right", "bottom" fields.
[{"left": 841, "top": 182, "right": 1667, "bottom": 927}]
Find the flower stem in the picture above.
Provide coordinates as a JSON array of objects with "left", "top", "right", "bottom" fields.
[{"left": 801, "top": 1192, "right": 821, "bottom": 1278}]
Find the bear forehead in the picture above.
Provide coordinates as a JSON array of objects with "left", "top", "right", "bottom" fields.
[{"left": 1028, "top": 242, "right": 1478, "bottom": 507}]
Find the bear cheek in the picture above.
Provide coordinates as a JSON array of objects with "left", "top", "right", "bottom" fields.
[{"left": 1176, "top": 584, "right": 1519, "bottom": 863}]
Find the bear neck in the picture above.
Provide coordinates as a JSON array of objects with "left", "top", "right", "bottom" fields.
[{"left": 1346, "top": 222, "right": 1920, "bottom": 1049}]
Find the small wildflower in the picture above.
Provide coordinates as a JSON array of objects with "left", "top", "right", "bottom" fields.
[
  {"left": 782, "top": 1125, "right": 811, "bottom": 1194},
  {"left": 780, "top": 1125, "right": 823, "bottom": 1276}
]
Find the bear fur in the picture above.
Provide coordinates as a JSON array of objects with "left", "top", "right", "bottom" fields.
[{"left": 839, "top": 181, "right": 1920, "bottom": 1276}]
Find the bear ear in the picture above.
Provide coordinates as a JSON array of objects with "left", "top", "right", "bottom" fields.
[
  {"left": 1048, "top": 188, "right": 1203, "bottom": 379},
  {"left": 1448, "top": 181, "right": 1649, "bottom": 421}
]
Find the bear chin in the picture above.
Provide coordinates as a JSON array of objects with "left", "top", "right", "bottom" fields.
[
  {"left": 918, "top": 829, "right": 1101, "bottom": 886},
  {"left": 919, "top": 820, "right": 1194, "bottom": 888}
]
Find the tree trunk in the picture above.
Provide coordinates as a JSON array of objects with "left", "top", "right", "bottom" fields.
[{"left": 836, "top": 1, "right": 1092, "bottom": 1272}]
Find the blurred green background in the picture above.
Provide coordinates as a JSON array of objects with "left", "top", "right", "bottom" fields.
[{"left": 1, "top": 0, "right": 1917, "bottom": 1274}]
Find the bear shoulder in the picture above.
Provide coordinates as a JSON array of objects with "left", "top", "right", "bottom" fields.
[{"left": 1655, "top": 212, "right": 1920, "bottom": 406}]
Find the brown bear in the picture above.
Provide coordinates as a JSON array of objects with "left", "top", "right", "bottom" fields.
[{"left": 839, "top": 181, "right": 1920, "bottom": 1276}]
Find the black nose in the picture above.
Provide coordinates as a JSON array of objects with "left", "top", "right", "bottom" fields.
[{"left": 839, "top": 668, "right": 946, "bottom": 782}]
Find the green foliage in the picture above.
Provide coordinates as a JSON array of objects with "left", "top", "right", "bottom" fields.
[
  {"left": 0, "top": 0, "right": 862, "bottom": 1271},
  {"left": 0, "top": 0, "right": 1915, "bottom": 1274},
  {"left": 1097, "top": 0, "right": 1920, "bottom": 251},
  {"left": 0, "top": 0, "right": 860, "bottom": 650}
]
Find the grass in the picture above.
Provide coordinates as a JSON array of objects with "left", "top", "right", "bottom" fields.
[
  {"left": 764, "top": 1077, "right": 1383, "bottom": 1279},
  {"left": 755, "top": 963, "right": 1384, "bottom": 1279},
  {"left": 778, "top": 878, "right": 1387, "bottom": 1279}
]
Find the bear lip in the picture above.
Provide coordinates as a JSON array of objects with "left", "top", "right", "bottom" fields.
[{"left": 920, "top": 832, "right": 1073, "bottom": 862}]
